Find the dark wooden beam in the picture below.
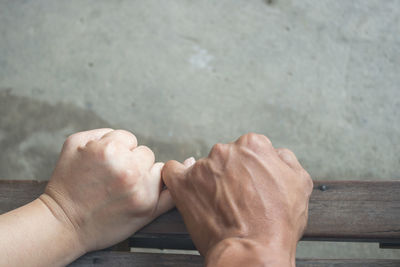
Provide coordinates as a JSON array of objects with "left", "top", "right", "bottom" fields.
[
  {"left": 68, "top": 251, "right": 400, "bottom": 267},
  {"left": 1, "top": 180, "right": 400, "bottom": 248}
]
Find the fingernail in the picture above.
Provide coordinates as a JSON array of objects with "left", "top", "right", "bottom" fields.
[{"left": 183, "top": 157, "right": 196, "bottom": 167}]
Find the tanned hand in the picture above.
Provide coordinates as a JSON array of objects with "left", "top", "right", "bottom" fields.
[{"left": 162, "top": 133, "right": 313, "bottom": 267}]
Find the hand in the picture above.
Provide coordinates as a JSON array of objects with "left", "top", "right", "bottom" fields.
[
  {"left": 40, "top": 129, "right": 174, "bottom": 252},
  {"left": 162, "top": 133, "right": 313, "bottom": 266}
]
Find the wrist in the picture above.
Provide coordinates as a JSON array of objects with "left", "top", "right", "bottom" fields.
[
  {"left": 205, "top": 238, "right": 295, "bottom": 267},
  {"left": 38, "top": 194, "right": 87, "bottom": 256},
  {"left": 0, "top": 196, "right": 87, "bottom": 266}
]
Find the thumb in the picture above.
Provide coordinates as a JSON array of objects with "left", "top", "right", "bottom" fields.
[
  {"left": 153, "top": 189, "right": 174, "bottom": 217},
  {"left": 162, "top": 160, "right": 187, "bottom": 188}
]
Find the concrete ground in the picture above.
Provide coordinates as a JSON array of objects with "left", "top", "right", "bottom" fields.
[{"left": 1, "top": 0, "right": 399, "bottom": 259}]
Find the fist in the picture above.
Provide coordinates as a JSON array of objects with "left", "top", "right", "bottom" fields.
[
  {"left": 40, "top": 129, "right": 174, "bottom": 252},
  {"left": 162, "top": 133, "right": 313, "bottom": 263}
]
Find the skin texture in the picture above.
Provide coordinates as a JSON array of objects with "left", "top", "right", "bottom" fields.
[
  {"left": 163, "top": 133, "right": 313, "bottom": 267},
  {"left": 0, "top": 129, "right": 175, "bottom": 266},
  {"left": 0, "top": 129, "right": 311, "bottom": 266}
]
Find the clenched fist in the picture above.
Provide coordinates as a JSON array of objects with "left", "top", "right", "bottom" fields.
[
  {"left": 162, "top": 133, "right": 313, "bottom": 266},
  {"left": 40, "top": 129, "right": 174, "bottom": 252}
]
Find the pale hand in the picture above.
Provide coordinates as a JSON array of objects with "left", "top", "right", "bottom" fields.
[{"left": 41, "top": 129, "right": 174, "bottom": 252}]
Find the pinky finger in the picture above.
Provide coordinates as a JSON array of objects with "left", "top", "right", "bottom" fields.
[{"left": 183, "top": 157, "right": 196, "bottom": 168}]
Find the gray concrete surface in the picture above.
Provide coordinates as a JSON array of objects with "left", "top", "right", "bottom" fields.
[{"left": 1, "top": 0, "right": 399, "bottom": 259}]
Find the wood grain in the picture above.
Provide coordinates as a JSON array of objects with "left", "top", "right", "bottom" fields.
[
  {"left": 1, "top": 180, "right": 400, "bottom": 245},
  {"left": 68, "top": 251, "right": 400, "bottom": 267}
]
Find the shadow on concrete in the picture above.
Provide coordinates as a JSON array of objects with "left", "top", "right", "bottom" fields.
[{"left": 0, "top": 89, "right": 208, "bottom": 180}]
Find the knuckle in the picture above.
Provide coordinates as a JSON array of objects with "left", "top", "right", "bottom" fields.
[
  {"left": 113, "top": 129, "right": 129, "bottom": 134},
  {"left": 163, "top": 160, "right": 175, "bottom": 171},
  {"left": 191, "top": 158, "right": 204, "bottom": 172},
  {"left": 245, "top": 132, "right": 260, "bottom": 143},
  {"left": 117, "top": 168, "right": 140, "bottom": 187},
  {"left": 139, "top": 145, "right": 155, "bottom": 159},
  {"left": 141, "top": 145, "right": 152, "bottom": 153},
  {"left": 280, "top": 148, "right": 294, "bottom": 156},
  {"left": 84, "top": 140, "right": 97, "bottom": 150},
  {"left": 258, "top": 134, "right": 272, "bottom": 146},
  {"left": 64, "top": 133, "right": 81, "bottom": 147},
  {"left": 129, "top": 189, "right": 146, "bottom": 206},
  {"left": 278, "top": 148, "right": 297, "bottom": 162},
  {"left": 302, "top": 171, "right": 314, "bottom": 194},
  {"left": 115, "top": 129, "right": 137, "bottom": 139},
  {"left": 190, "top": 159, "right": 207, "bottom": 179},
  {"left": 194, "top": 158, "right": 205, "bottom": 167},
  {"left": 103, "top": 139, "right": 117, "bottom": 148},
  {"left": 307, "top": 178, "right": 314, "bottom": 193},
  {"left": 240, "top": 132, "right": 272, "bottom": 147},
  {"left": 210, "top": 143, "right": 226, "bottom": 157},
  {"left": 97, "top": 140, "right": 118, "bottom": 159}
]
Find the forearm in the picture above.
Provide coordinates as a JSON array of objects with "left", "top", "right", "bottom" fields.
[
  {"left": 205, "top": 238, "right": 295, "bottom": 267},
  {"left": 0, "top": 196, "right": 85, "bottom": 267}
]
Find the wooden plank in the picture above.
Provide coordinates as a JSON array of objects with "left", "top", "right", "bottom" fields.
[
  {"left": 69, "top": 252, "right": 400, "bottom": 267},
  {"left": 137, "top": 181, "right": 400, "bottom": 243},
  {"left": 0, "top": 180, "right": 46, "bottom": 212},
  {"left": 1, "top": 180, "right": 400, "bottom": 245},
  {"left": 296, "top": 258, "right": 400, "bottom": 267},
  {"left": 305, "top": 181, "right": 400, "bottom": 243},
  {"left": 69, "top": 251, "right": 203, "bottom": 267}
]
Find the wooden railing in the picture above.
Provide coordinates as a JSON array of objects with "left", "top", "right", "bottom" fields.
[{"left": 1, "top": 180, "right": 399, "bottom": 266}]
